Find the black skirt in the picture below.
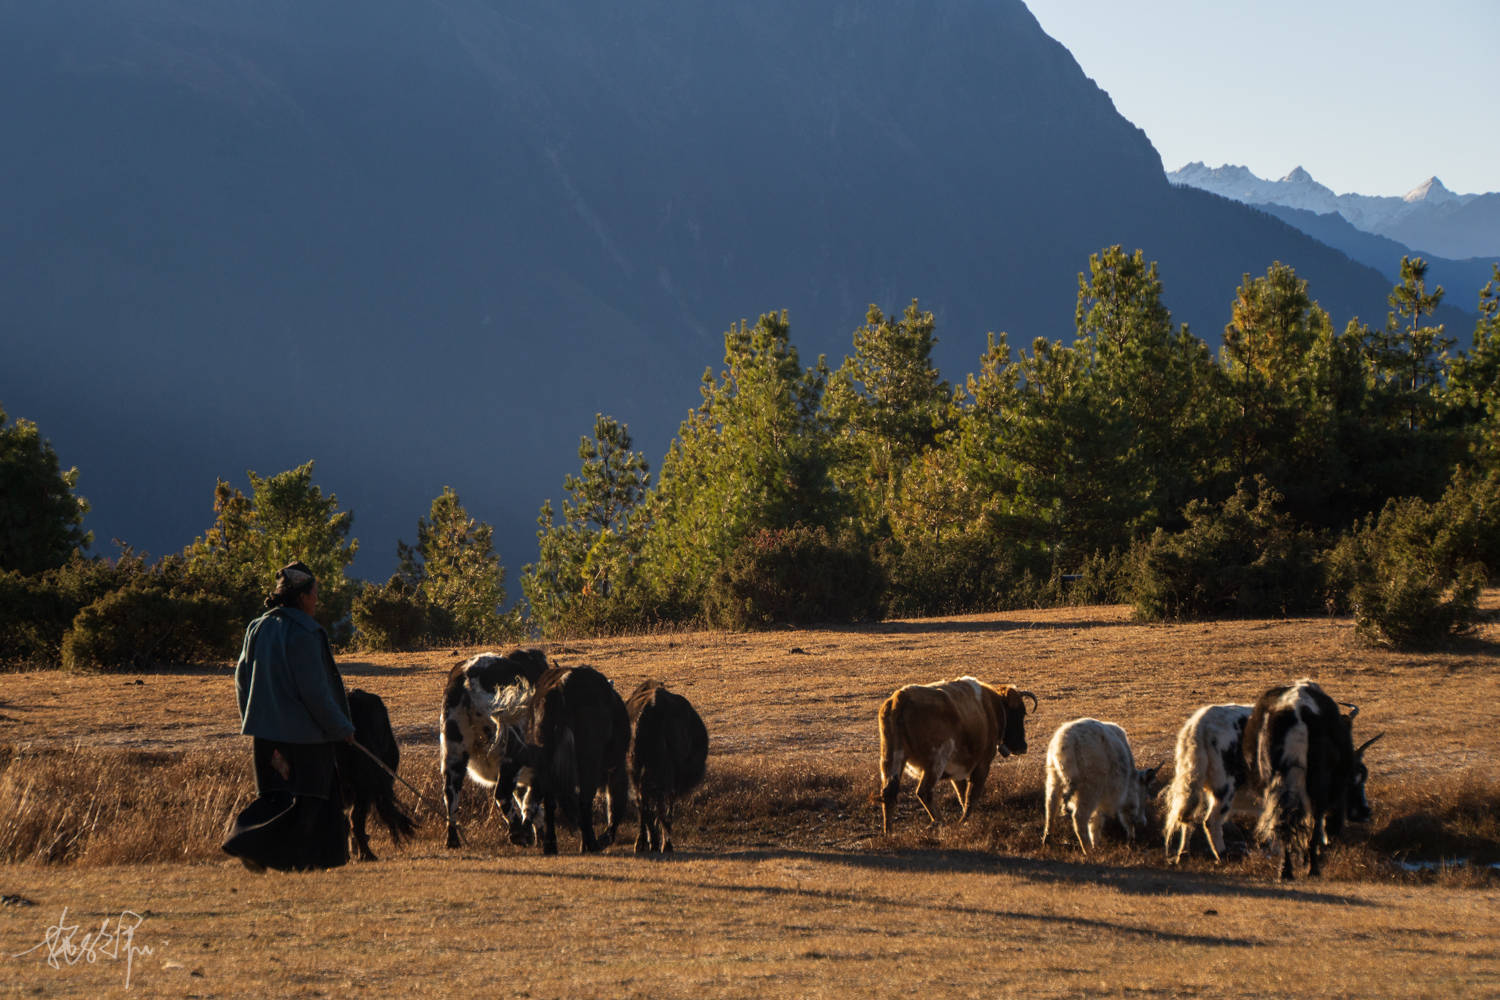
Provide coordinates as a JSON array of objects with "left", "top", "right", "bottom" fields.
[{"left": 222, "top": 738, "right": 349, "bottom": 871}]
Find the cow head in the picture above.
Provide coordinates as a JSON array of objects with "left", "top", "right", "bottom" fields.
[
  {"left": 1345, "top": 730, "right": 1383, "bottom": 824},
  {"left": 494, "top": 740, "right": 542, "bottom": 846},
  {"left": 996, "top": 688, "right": 1037, "bottom": 757},
  {"left": 1124, "top": 765, "right": 1163, "bottom": 832}
]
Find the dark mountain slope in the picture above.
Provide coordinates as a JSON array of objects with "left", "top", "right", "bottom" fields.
[{"left": 0, "top": 0, "right": 1420, "bottom": 579}]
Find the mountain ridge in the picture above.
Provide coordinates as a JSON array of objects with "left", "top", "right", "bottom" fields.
[
  {"left": 1169, "top": 161, "right": 1500, "bottom": 261},
  {"left": 1, "top": 0, "right": 1446, "bottom": 582}
]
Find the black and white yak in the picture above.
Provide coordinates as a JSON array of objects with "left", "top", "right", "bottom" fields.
[
  {"left": 490, "top": 664, "right": 632, "bottom": 855},
  {"left": 337, "top": 689, "right": 417, "bottom": 861},
  {"left": 625, "top": 679, "right": 709, "bottom": 854},
  {"left": 439, "top": 648, "right": 551, "bottom": 848},
  {"left": 1243, "top": 679, "right": 1383, "bottom": 880},
  {"left": 1162, "top": 703, "right": 1252, "bottom": 864}
]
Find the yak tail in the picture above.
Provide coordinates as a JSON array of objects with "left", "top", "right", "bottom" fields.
[
  {"left": 878, "top": 694, "right": 904, "bottom": 785},
  {"left": 1256, "top": 771, "right": 1310, "bottom": 854},
  {"left": 1163, "top": 725, "right": 1208, "bottom": 835},
  {"left": 375, "top": 794, "right": 418, "bottom": 846},
  {"left": 551, "top": 726, "right": 581, "bottom": 827}
]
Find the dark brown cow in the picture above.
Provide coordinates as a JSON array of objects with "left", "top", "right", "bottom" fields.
[
  {"left": 338, "top": 689, "right": 417, "bottom": 861},
  {"left": 878, "top": 676, "right": 1036, "bottom": 834},
  {"left": 625, "top": 679, "right": 709, "bottom": 854},
  {"left": 493, "top": 664, "right": 631, "bottom": 855}
]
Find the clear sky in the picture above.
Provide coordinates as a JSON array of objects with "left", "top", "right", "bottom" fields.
[{"left": 1022, "top": 0, "right": 1497, "bottom": 197}]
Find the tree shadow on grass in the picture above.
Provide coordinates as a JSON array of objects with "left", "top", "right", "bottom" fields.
[
  {"left": 497, "top": 855, "right": 1265, "bottom": 948},
  {"left": 849, "top": 614, "right": 1130, "bottom": 637},
  {"left": 711, "top": 845, "right": 1374, "bottom": 906},
  {"left": 337, "top": 659, "right": 432, "bottom": 677}
]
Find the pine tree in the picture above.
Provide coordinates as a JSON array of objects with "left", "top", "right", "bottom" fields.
[
  {"left": 0, "top": 405, "right": 91, "bottom": 574},
  {"left": 186, "top": 460, "right": 358, "bottom": 630},
  {"left": 824, "top": 300, "right": 952, "bottom": 531},
  {"left": 397, "top": 487, "right": 510, "bottom": 643},
  {"left": 1220, "top": 262, "right": 1332, "bottom": 490},
  {"left": 522, "top": 414, "right": 651, "bottom": 634},
  {"left": 1445, "top": 265, "right": 1500, "bottom": 467},
  {"left": 1370, "top": 256, "right": 1452, "bottom": 431},
  {"left": 638, "top": 311, "right": 837, "bottom": 612}
]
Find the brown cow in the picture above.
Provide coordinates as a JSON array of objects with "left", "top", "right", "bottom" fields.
[{"left": 878, "top": 676, "right": 1036, "bottom": 834}]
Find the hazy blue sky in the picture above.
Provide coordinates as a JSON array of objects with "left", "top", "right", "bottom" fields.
[{"left": 1023, "top": 0, "right": 1496, "bottom": 197}]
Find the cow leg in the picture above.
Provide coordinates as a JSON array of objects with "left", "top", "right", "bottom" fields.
[
  {"left": 879, "top": 748, "right": 905, "bottom": 835},
  {"left": 914, "top": 769, "right": 943, "bottom": 827},
  {"left": 576, "top": 780, "right": 601, "bottom": 853},
  {"left": 441, "top": 745, "right": 470, "bottom": 849},
  {"left": 635, "top": 795, "right": 654, "bottom": 854},
  {"left": 1072, "top": 791, "right": 1101, "bottom": 854},
  {"left": 541, "top": 793, "right": 559, "bottom": 855},
  {"left": 1041, "top": 769, "right": 1059, "bottom": 846},
  {"left": 659, "top": 795, "right": 675, "bottom": 853},
  {"left": 960, "top": 761, "right": 991, "bottom": 824},
  {"left": 1115, "top": 807, "right": 1137, "bottom": 844},
  {"left": 599, "top": 764, "right": 628, "bottom": 851},
  {"left": 1203, "top": 783, "right": 1231, "bottom": 863},
  {"left": 351, "top": 797, "right": 377, "bottom": 861}
]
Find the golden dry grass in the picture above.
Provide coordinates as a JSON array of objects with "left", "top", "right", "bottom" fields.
[{"left": 1, "top": 598, "right": 1498, "bottom": 997}]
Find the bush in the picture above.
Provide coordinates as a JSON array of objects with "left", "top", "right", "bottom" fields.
[
  {"left": 0, "top": 553, "right": 153, "bottom": 670},
  {"left": 706, "top": 525, "right": 883, "bottom": 629},
  {"left": 879, "top": 529, "right": 1050, "bottom": 619},
  {"left": 1026, "top": 550, "right": 1131, "bottom": 609},
  {"left": 0, "top": 571, "right": 73, "bottom": 670},
  {"left": 1325, "top": 483, "right": 1488, "bottom": 648},
  {"left": 352, "top": 576, "right": 432, "bottom": 651},
  {"left": 61, "top": 583, "right": 236, "bottom": 672},
  {"left": 1129, "top": 478, "right": 1322, "bottom": 622}
]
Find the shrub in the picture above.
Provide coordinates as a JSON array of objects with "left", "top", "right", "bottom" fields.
[
  {"left": 706, "top": 525, "right": 883, "bottom": 629},
  {"left": 880, "top": 528, "right": 1055, "bottom": 619},
  {"left": 0, "top": 552, "right": 155, "bottom": 670},
  {"left": 352, "top": 576, "right": 432, "bottom": 651},
  {"left": 1026, "top": 550, "right": 1131, "bottom": 608},
  {"left": 1129, "top": 478, "right": 1322, "bottom": 621},
  {"left": 1324, "top": 467, "right": 1498, "bottom": 648},
  {"left": 61, "top": 583, "right": 235, "bottom": 672},
  {"left": 0, "top": 571, "right": 73, "bottom": 670}
]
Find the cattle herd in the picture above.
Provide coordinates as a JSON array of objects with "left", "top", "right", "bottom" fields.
[{"left": 344, "top": 649, "right": 1382, "bottom": 882}]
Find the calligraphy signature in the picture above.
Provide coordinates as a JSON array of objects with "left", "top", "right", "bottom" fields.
[{"left": 12, "top": 907, "right": 153, "bottom": 990}]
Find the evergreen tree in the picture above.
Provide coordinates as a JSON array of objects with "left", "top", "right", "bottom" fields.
[
  {"left": 894, "top": 331, "right": 1018, "bottom": 542},
  {"left": 1222, "top": 263, "right": 1330, "bottom": 479},
  {"left": 1445, "top": 264, "right": 1500, "bottom": 467},
  {"left": 1076, "top": 246, "right": 1226, "bottom": 534},
  {"left": 0, "top": 405, "right": 91, "bottom": 574},
  {"left": 522, "top": 414, "right": 651, "bottom": 634},
  {"left": 1370, "top": 256, "right": 1452, "bottom": 431},
  {"left": 186, "top": 461, "right": 358, "bottom": 631},
  {"left": 824, "top": 300, "right": 952, "bottom": 530},
  {"left": 1003, "top": 247, "right": 1223, "bottom": 564},
  {"left": 639, "top": 311, "right": 837, "bottom": 612},
  {"left": 397, "top": 487, "right": 510, "bottom": 643}
]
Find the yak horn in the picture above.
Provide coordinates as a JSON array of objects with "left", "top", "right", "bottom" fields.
[
  {"left": 1018, "top": 690, "right": 1038, "bottom": 712},
  {"left": 1339, "top": 701, "right": 1360, "bottom": 721},
  {"left": 1356, "top": 732, "right": 1384, "bottom": 755}
]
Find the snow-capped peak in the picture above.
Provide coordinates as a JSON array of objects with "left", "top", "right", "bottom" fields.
[{"left": 1403, "top": 176, "right": 1456, "bottom": 204}]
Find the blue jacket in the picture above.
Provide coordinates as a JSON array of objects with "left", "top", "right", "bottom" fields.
[{"left": 235, "top": 607, "right": 355, "bottom": 744}]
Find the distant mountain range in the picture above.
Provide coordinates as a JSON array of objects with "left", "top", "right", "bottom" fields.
[
  {"left": 0, "top": 1, "right": 1474, "bottom": 584},
  {"left": 1169, "top": 163, "right": 1499, "bottom": 305}
]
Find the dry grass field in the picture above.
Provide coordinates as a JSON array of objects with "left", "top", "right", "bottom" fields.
[{"left": 2, "top": 598, "right": 1498, "bottom": 998}]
